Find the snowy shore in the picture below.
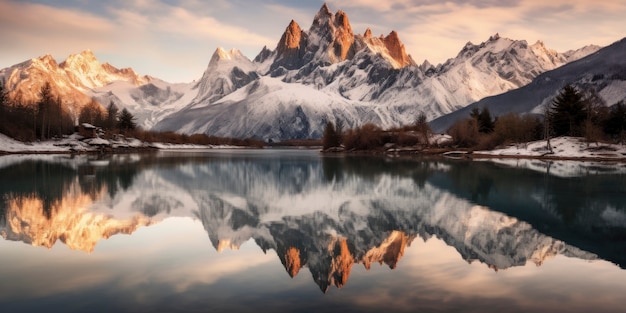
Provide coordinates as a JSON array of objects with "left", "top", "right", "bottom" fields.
[
  {"left": 3, "top": 133, "right": 626, "bottom": 163},
  {"left": 0, "top": 133, "right": 232, "bottom": 154},
  {"left": 471, "top": 137, "right": 626, "bottom": 161}
]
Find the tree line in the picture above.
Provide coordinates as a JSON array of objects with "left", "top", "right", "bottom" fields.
[
  {"left": 447, "top": 84, "right": 626, "bottom": 149},
  {"left": 0, "top": 81, "right": 137, "bottom": 141},
  {"left": 322, "top": 112, "right": 433, "bottom": 151},
  {"left": 0, "top": 81, "right": 264, "bottom": 147},
  {"left": 322, "top": 84, "right": 625, "bottom": 152}
]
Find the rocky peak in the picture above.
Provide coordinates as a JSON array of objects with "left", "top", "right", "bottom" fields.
[
  {"left": 306, "top": 3, "right": 356, "bottom": 64},
  {"left": 33, "top": 54, "right": 59, "bottom": 71},
  {"left": 312, "top": 2, "right": 333, "bottom": 29},
  {"left": 364, "top": 28, "right": 372, "bottom": 39},
  {"left": 334, "top": 10, "right": 350, "bottom": 30},
  {"left": 276, "top": 20, "right": 305, "bottom": 56},
  {"left": 331, "top": 10, "right": 355, "bottom": 61},
  {"left": 208, "top": 47, "right": 248, "bottom": 68},
  {"left": 382, "top": 30, "right": 414, "bottom": 67},
  {"left": 273, "top": 19, "right": 308, "bottom": 70},
  {"left": 253, "top": 45, "right": 273, "bottom": 63},
  {"left": 58, "top": 49, "right": 148, "bottom": 88},
  {"left": 60, "top": 49, "right": 100, "bottom": 72}
]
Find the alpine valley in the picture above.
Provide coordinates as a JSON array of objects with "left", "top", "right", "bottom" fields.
[{"left": 4, "top": 3, "right": 621, "bottom": 142}]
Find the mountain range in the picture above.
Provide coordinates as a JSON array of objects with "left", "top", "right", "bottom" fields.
[{"left": 1, "top": 3, "right": 620, "bottom": 141}]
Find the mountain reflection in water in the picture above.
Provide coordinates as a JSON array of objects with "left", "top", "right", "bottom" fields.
[{"left": 0, "top": 150, "right": 625, "bottom": 311}]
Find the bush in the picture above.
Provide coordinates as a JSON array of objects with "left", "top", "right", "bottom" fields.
[
  {"left": 447, "top": 118, "right": 480, "bottom": 147},
  {"left": 343, "top": 123, "right": 384, "bottom": 150}
]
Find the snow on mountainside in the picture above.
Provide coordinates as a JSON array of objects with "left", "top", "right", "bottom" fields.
[
  {"left": 90, "top": 79, "right": 197, "bottom": 129},
  {"left": 153, "top": 4, "right": 600, "bottom": 141},
  {"left": 0, "top": 3, "right": 603, "bottom": 141},
  {"left": 0, "top": 49, "right": 196, "bottom": 129},
  {"left": 431, "top": 38, "right": 626, "bottom": 133},
  {"left": 192, "top": 48, "right": 259, "bottom": 104},
  {"left": 59, "top": 50, "right": 150, "bottom": 90}
]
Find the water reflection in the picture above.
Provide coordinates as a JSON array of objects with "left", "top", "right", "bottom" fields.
[{"left": 1, "top": 152, "right": 623, "bottom": 293}]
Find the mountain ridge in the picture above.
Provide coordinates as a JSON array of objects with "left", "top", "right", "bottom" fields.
[
  {"left": 430, "top": 37, "right": 626, "bottom": 133},
  {"left": 0, "top": 3, "right": 604, "bottom": 140}
]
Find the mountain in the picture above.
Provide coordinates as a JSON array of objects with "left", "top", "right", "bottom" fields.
[
  {"left": 153, "top": 4, "right": 599, "bottom": 141},
  {"left": 0, "top": 50, "right": 152, "bottom": 117},
  {"left": 430, "top": 38, "right": 626, "bottom": 133},
  {"left": 0, "top": 4, "right": 602, "bottom": 140},
  {"left": 0, "top": 50, "right": 199, "bottom": 130}
]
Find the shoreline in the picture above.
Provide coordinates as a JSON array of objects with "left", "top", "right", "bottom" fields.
[
  {"left": 4, "top": 135, "right": 626, "bottom": 163},
  {"left": 320, "top": 137, "right": 626, "bottom": 163}
]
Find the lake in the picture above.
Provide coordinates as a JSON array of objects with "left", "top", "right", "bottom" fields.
[{"left": 1, "top": 149, "right": 625, "bottom": 312}]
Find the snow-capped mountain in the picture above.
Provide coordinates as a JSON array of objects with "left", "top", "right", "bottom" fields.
[
  {"left": 0, "top": 50, "right": 153, "bottom": 118},
  {"left": 430, "top": 37, "right": 626, "bottom": 133},
  {"left": 0, "top": 49, "right": 198, "bottom": 130},
  {"left": 153, "top": 4, "right": 599, "bottom": 141},
  {"left": 0, "top": 3, "right": 602, "bottom": 140}
]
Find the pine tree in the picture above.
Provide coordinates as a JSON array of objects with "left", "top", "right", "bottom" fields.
[
  {"left": 478, "top": 107, "right": 494, "bottom": 133},
  {"left": 117, "top": 108, "right": 137, "bottom": 132},
  {"left": 470, "top": 107, "right": 494, "bottom": 133},
  {"left": 105, "top": 101, "right": 119, "bottom": 131},
  {"left": 549, "top": 85, "right": 587, "bottom": 136},
  {"left": 322, "top": 121, "right": 341, "bottom": 150},
  {"left": 604, "top": 101, "right": 626, "bottom": 142},
  {"left": 0, "top": 80, "right": 8, "bottom": 113},
  {"left": 37, "top": 82, "right": 54, "bottom": 140}
]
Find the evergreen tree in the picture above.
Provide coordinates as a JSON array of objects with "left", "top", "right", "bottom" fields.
[
  {"left": 105, "top": 101, "right": 119, "bottom": 131},
  {"left": 37, "top": 82, "right": 54, "bottom": 140},
  {"left": 0, "top": 80, "right": 8, "bottom": 113},
  {"left": 470, "top": 107, "right": 494, "bottom": 133},
  {"left": 478, "top": 107, "right": 495, "bottom": 133},
  {"left": 549, "top": 85, "right": 587, "bottom": 136},
  {"left": 604, "top": 101, "right": 626, "bottom": 142},
  {"left": 117, "top": 108, "right": 137, "bottom": 132},
  {"left": 322, "top": 121, "right": 341, "bottom": 149}
]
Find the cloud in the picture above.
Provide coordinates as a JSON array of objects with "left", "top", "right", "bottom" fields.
[
  {"left": 0, "top": 0, "right": 278, "bottom": 82},
  {"left": 0, "top": 1, "right": 116, "bottom": 59}
]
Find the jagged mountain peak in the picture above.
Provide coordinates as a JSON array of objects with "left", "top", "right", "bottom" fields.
[
  {"left": 334, "top": 9, "right": 350, "bottom": 30},
  {"left": 360, "top": 29, "right": 415, "bottom": 69},
  {"left": 276, "top": 20, "right": 305, "bottom": 56},
  {"left": 381, "top": 30, "right": 414, "bottom": 67},
  {"left": 253, "top": 45, "right": 273, "bottom": 63},
  {"left": 58, "top": 50, "right": 148, "bottom": 89},
  {"left": 209, "top": 47, "right": 249, "bottom": 67},
  {"left": 193, "top": 47, "right": 258, "bottom": 104},
  {"left": 61, "top": 49, "right": 99, "bottom": 68},
  {"left": 28, "top": 54, "right": 58, "bottom": 71},
  {"left": 313, "top": 2, "right": 333, "bottom": 26},
  {"left": 364, "top": 28, "right": 372, "bottom": 38},
  {"left": 306, "top": 3, "right": 355, "bottom": 64}
]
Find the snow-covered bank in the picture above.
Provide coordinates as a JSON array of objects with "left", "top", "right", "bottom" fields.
[
  {"left": 474, "top": 137, "right": 626, "bottom": 160},
  {"left": 0, "top": 133, "right": 226, "bottom": 154}
]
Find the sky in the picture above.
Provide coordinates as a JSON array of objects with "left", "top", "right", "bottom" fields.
[{"left": 1, "top": 0, "right": 625, "bottom": 83}]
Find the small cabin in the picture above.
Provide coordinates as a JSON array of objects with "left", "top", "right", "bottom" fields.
[{"left": 79, "top": 123, "right": 98, "bottom": 138}]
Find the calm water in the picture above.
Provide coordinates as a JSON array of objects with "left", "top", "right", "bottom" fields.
[{"left": 1, "top": 149, "right": 625, "bottom": 312}]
